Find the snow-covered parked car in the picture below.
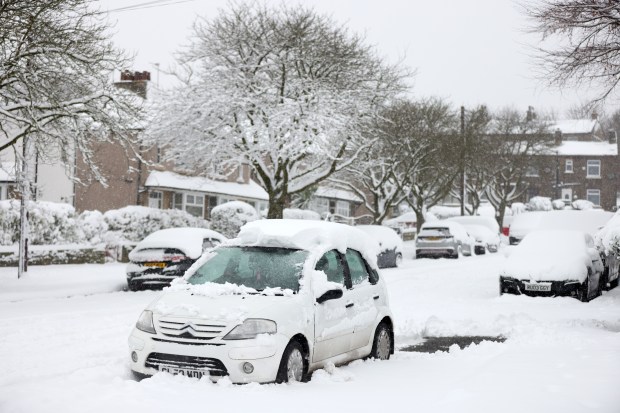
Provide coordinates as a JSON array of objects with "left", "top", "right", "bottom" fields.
[
  {"left": 499, "top": 230, "right": 604, "bottom": 302},
  {"left": 594, "top": 211, "right": 620, "bottom": 290},
  {"left": 126, "top": 228, "right": 227, "bottom": 291},
  {"left": 128, "top": 220, "right": 394, "bottom": 383},
  {"left": 356, "top": 225, "right": 404, "bottom": 268},
  {"left": 415, "top": 221, "right": 473, "bottom": 259},
  {"left": 447, "top": 216, "right": 500, "bottom": 254}
]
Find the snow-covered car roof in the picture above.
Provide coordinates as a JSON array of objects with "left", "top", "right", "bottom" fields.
[
  {"left": 501, "top": 230, "right": 592, "bottom": 282},
  {"left": 130, "top": 227, "right": 227, "bottom": 260},
  {"left": 462, "top": 224, "right": 497, "bottom": 243},
  {"left": 447, "top": 215, "right": 499, "bottom": 234},
  {"left": 355, "top": 225, "right": 403, "bottom": 252},
  {"left": 510, "top": 210, "right": 613, "bottom": 238},
  {"left": 233, "top": 219, "right": 379, "bottom": 266}
]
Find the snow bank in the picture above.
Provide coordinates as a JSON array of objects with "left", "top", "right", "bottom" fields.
[
  {"left": 210, "top": 201, "right": 259, "bottom": 238},
  {"left": 501, "top": 230, "right": 590, "bottom": 281}
]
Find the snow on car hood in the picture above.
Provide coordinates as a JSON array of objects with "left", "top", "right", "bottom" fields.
[
  {"left": 501, "top": 230, "right": 590, "bottom": 282},
  {"left": 149, "top": 287, "right": 295, "bottom": 323}
]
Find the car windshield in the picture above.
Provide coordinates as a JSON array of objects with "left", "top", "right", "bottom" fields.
[{"left": 187, "top": 246, "right": 308, "bottom": 292}]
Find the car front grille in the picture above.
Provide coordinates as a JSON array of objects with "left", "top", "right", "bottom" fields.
[
  {"left": 145, "top": 352, "right": 228, "bottom": 376},
  {"left": 157, "top": 317, "right": 227, "bottom": 341}
]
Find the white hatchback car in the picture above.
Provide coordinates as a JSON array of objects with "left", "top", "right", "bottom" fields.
[{"left": 128, "top": 220, "right": 394, "bottom": 383}]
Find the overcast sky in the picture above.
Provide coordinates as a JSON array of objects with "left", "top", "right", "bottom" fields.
[{"left": 98, "top": 0, "right": 609, "bottom": 118}]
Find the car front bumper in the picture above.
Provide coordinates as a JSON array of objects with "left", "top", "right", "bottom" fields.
[
  {"left": 499, "top": 276, "right": 582, "bottom": 297},
  {"left": 128, "top": 328, "right": 288, "bottom": 383}
]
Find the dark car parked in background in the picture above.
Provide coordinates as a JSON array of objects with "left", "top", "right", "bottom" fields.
[
  {"left": 126, "top": 227, "right": 227, "bottom": 291},
  {"left": 356, "top": 225, "right": 404, "bottom": 268}
]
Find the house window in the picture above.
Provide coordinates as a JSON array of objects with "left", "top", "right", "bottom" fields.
[
  {"left": 185, "top": 194, "right": 204, "bottom": 217},
  {"left": 207, "top": 196, "right": 218, "bottom": 219},
  {"left": 587, "top": 160, "right": 601, "bottom": 178},
  {"left": 148, "top": 191, "right": 163, "bottom": 209},
  {"left": 525, "top": 166, "right": 539, "bottom": 177},
  {"left": 309, "top": 198, "right": 329, "bottom": 215},
  {"left": 336, "top": 200, "right": 350, "bottom": 217},
  {"left": 172, "top": 192, "right": 205, "bottom": 217},
  {"left": 586, "top": 189, "right": 601, "bottom": 206},
  {"left": 565, "top": 159, "right": 573, "bottom": 173}
]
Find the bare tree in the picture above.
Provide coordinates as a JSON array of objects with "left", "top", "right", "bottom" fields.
[
  {"left": 485, "top": 108, "right": 551, "bottom": 228},
  {"left": 0, "top": 0, "right": 142, "bottom": 277},
  {"left": 147, "top": 3, "right": 408, "bottom": 218},
  {"left": 526, "top": 0, "right": 620, "bottom": 101}
]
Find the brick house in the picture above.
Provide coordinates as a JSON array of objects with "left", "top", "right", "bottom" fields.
[{"left": 518, "top": 115, "right": 620, "bottom": 210}]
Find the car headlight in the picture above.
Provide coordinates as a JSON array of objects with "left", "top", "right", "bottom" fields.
[
  {"left": 136, "top": 310, "right": 156, "bottom": 334},
  {"left": 223, "top": 319, "right": 277, "bottom": 340}
]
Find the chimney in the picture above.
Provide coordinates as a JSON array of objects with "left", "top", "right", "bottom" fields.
[
  {"left": 608, "top": 129, "right": 617, "bottom": 144},
  {"left": 526, "top": 106, "right": 536, "bottom": 122},
  {"left": 115, "top": 70, "right": 150, "bottom": 99},
  {"left": 554, "top": 128, "right": 563, "bottom": 145},
  {"left": 591, "top": 111, "right": 598, "bottom": 120}
]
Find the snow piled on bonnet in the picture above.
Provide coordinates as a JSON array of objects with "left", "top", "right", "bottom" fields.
[{"left": 501, "top": 230, "right": 590, "bottom": 281}]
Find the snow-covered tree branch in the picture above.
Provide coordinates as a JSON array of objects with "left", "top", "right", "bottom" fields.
[{"left": 147, "top": 3, "right": 409, "bottom": 218}]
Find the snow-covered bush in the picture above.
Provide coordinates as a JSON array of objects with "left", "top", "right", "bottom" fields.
[
  {"left": 526, "top": 196, "right": 553, "bottom": 211},
  {"left": 511, "top": 202, "right": 526, "bottom": 215},
  {"left": 103, "top": 206, "right": 210, "bottom": 242},
  {"left": 0, "top": 200, "right": 82, "bottom": 245},
  {"left": 552, "top": 199, "right": 566, "bottom": 210},
  {"left": 210, "top": 201, "right": 259, "bottom": 238},
  {"left": 571, "top": 199, "right": 594, "bottom": 210},
  {"left": 77, "top": 210, "right": 108, "bottom": 244},
  {"left": 283, "top": 208, "right": 321, "bottom": 220}
]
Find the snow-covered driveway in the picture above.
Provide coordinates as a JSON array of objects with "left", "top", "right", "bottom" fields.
[{"left": 1, "top": 254, "right": 619, "bottom": 413}]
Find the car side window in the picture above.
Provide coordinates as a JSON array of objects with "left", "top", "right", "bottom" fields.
[
  {"left": 315, "top": 250, "right": 346, "bottom": 286},
  {"left": 345, "top": 249, "right": 370, "bottom": 286}
]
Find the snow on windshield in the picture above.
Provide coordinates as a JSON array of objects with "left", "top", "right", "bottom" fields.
[{"left": 501, "top": 230, "right": 590, "bottom": 282}]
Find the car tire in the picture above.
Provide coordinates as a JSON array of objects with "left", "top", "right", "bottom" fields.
[
  {"left": 395, "top": 253, "right": 403, "bottom": 267},
  {"left": 610, "top": 276, "right": 619, "bottom": 289},
  {"left": 128, "top": 282, "right": 140, "bottom": 292},
  {"left": 577, "top": 272, "right": 590, "bottom": 303},
  {"left": 276, "top": 340, "right": 308, "bottom": 383},
  {"left": 369, "top": 322, "right": 392, "bottom": 360}
]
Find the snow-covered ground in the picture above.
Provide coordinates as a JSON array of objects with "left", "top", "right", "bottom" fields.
[{"left": 1, "top": 253, "right": 619, "bottom": 413}]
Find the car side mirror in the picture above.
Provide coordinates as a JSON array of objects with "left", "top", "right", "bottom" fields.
[{"left": 316, "top": 288, "right": 343, "bottom": 304}]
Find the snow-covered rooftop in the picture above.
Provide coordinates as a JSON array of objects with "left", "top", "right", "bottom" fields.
[
  {"left": 314, "top": 186, "right": 362, "bottom": 202},
  {"left": 553, "top": 140, "right": 618, "bottom": 156},
  {"left": 550, "top": 119, "right": 599, "bottom": 135},
  {"left": 145, "top": 171, "right": 268, "bottom": 201}
]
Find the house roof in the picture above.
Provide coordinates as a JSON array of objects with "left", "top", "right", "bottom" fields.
[
  {"left": 145, "top": 171, "right": 269, "bottom": 201},
  {"left": 314, "top": 186, "right": 362, "bottom": 203},
  {"left": 550, "top": 119, "right": 599, "bottom": 135},
  {"left": 550, "top": 140, "right": 618, "bottom": 156}
]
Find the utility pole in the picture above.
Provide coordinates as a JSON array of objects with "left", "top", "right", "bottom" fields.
[
  {"left": 460, "top": 106, "right": 466, "bottom": 216},
  {"left": 18, "top": 135, "right": 33, "bottom": 278}
]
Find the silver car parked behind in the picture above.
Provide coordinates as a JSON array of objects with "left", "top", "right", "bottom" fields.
[{"left": 415, "top": 221, "right": 473, "bottom": 259}]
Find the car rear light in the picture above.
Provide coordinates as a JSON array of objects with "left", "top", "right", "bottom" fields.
[
  {"left": 502, "top": 227, "right": 509, "bottom": 236},
  {"left": 162, "top": 254, "right": 185, "bottom": 263}
]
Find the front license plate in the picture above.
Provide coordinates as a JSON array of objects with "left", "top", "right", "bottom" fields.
[
  {"left": 144, "top": 262, "right": 166, "bottom": 268},
  {"left": 159, "top": 366, "right": 206, "bottom": 379},
  {"left": 524, "top": 282, "right": 551, "bottom": 292}
]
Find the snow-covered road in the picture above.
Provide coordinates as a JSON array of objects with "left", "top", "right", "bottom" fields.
[{"left": 1, "top": 254, "right": 619, "bottom": 413}]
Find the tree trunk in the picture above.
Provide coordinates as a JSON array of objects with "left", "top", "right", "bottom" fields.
[
  {"left": 267, "top": 194, "right": 287, "bottom": 219},
  {"left": 415, "top": 209, "right": 425, "bottom": 232},
  {"left": 18, "top": 135, "right": 33, "bottom": 279}
]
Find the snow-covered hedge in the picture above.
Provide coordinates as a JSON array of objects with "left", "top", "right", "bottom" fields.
[
  {"left": 0, "top": 201, "right": 210, "bottom": 246},
  {"left": 526, "top": 196, "right": 553, "bottom": 211},
  {"left": 571, "top": 199, "right": 594, "bottom": 210},
  {"left": 551, "top": 199, "right": 566, "bottom": 210},
  {"left": 210, "top": 201, "right": 259, "bottom": 238},
  {"left": 0, "top": 200, "right": 81, "bottom": 245},
  {"left": 102, "top": 206, "right": 210, "bottom": 242}
]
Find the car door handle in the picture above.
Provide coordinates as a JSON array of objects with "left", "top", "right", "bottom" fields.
[
  {"left": 373, "top": 295, "right": 380, "bottom": 300},
  {"left": 345, "top": 303, "right": 354, "bottom": 308}
]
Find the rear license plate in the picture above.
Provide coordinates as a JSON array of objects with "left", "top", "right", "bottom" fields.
[
  {"left": 159, "top": 366, "right": 206, "bottom": 379},
  {"left": 524, "top": 282, "right": 551, "bottom": 292},
  {"left": 144, "top": 262, "right": 166, "bottom": 268}
]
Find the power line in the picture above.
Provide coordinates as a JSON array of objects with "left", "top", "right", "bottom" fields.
[{"left": 105, "top": 0, "right": 196, "bottom": 14}]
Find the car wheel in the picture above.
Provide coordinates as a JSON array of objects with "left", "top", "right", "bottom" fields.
[
  {"left": 128, "top": 282, "right": 139, "bottom": 292},
  {"left": 276, "top": 340, "right": 308, "bottom": 383},
  {"left": 369, "top": 323, "right": 392, "bottom": 360},
  {"left": 395, "top": 253, "right": 403, "bottom": 267},
  {"left": 610, "top": 276, "right": 619, "bottom": 289},
  {"left": 577, "top": 272, "right": 590, "bottom": 303}
]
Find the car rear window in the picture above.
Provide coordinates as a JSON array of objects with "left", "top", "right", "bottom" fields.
[{"left": 419, "top": 228, "right": 450, "bottom": 237}]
